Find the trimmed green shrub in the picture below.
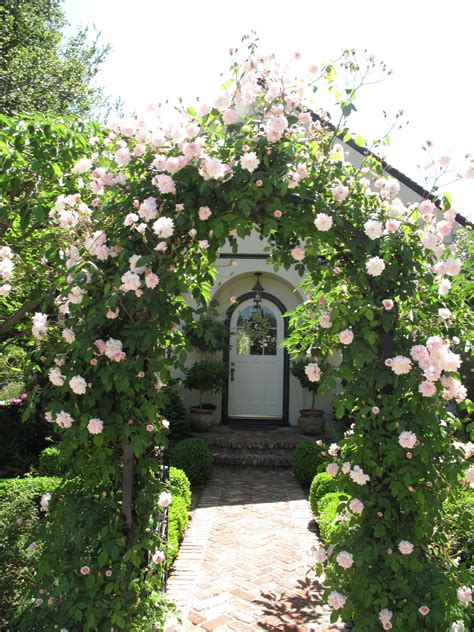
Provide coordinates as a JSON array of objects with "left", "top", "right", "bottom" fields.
[
  {"left": 309, "top": 472, "right": 339, "bottom": 516},
  {"left": 160, "top": 386, "right": 190, "bottom": 441},
  {"left": 443, "top": 486, "right": 474, "bottom": 567},
  {"left": 167, "top": 495, "right": 189, "bottom": 566},
  {"left": 292, "top": 440, "right": 324, "bottom": 486},
  {"left": 0, "top": 476, "right": 59, "bottom": 629},
  {"left": 170, "top": 438, "right": 213, "bottom": 486},
  {"left": 316, "top": 491, "right": 349, "bottom": 545},
  {"left": 169, "top": 467, "right": 191, "bottom": 510},
  {"left": 38, "top": 446, "right": 65, "bottom": 477}
]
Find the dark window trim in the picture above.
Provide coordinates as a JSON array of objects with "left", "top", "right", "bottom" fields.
[{"left": 222, "top": 291, "right": 289, "bottom": 425}]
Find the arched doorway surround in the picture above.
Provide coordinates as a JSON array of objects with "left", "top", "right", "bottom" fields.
[{"left": 222, "top": 291, "right": 290, "bottom": 425}]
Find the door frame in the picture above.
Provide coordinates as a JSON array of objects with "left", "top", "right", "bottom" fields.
[{"left": 221, "top": 291, "right": 290, "bottom": 425}]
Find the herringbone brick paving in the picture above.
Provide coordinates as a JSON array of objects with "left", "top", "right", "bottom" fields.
[{"left": 167, "top": 467, "right": 346, "bottom": 631}]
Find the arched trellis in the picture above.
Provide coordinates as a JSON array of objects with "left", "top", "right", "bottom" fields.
[{"left": 9, "top": 47, "right": 471, "bottom": 632}]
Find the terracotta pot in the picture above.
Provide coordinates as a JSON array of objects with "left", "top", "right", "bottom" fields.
[
  {"left": 297, "top": 409, "right": 325, "bottom": 435},
  {"left": 189, "top": 405, "right": 216, "bottom": 432}
]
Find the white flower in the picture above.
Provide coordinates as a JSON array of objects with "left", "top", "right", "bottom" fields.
[
  {"left": 104, "top": 338, "right": 126, "bottom": 362},
  {"left": 326, "top": 463, "right": 339, "bottom": 476},
  {"left": 71, "top": 158, "right": 92, "bottom": 174},
  {"left": 444, "top": 257, "right": 461, "bottom": 276},
  {"left": 152, "top": 217, "right": 175, "bottom": 239},
  {"left": 314, "top": 546, "right": 327, "bottom": 563},
  {"left": 379, "top": 609, "right": 393, "bottom": 626},
  {"left": 68, "top": 286, "right": 85, "bottom": 304},
  {"left": 48, "top": 367, "right": 65, "bottom": 387},
  {"left": 40, "top": 493, "right": 51, "bottom": 513},
  {"left": 366, "top": 256, "right": 386, "bottom": 277},
  {"left": 314, "top": 212, "right": 333, "bottom": 231},
  {"left": 0, "top": 257, "right": 14, "bottom": 279},
  {"left": 319, "top": 313, "right": 332, "bottom": 328},
  {"left": 32, "top": 313, "right": 48, "bottom": 339},
  {"left": 203, "top": 157, "right": 226, "bottom": 179},
  {"left": 389, "top": 355, "right": 412, "bottom": 375},
  {"left": 438, "top": 308, "right": 451, "bottom": 320},
  {"left": 163, "top": 616, "right": 182, "bottom": 632},
  {"left": 158, "top": 491, "right": 172, "bottom": 508},
  {"left": 129, "top": 254, "right": 147, "bottom": 275},
  {"left": 124, "top": 212, "right": 139, "bottom": 226},
  {"left": 198, "top": 206, "right": 212, "bottom": 220},
  {"left": 398, "top": 540, "right": 414, "bottom": 555},
  {"left": 349, "top": 498, "right": 364, "bottom": 514},
  {"left": 331, "top": 183, "right": 349, "bottom": 203},
  {"left": 120, "top": 271, "right": 141, "bottom": 293},
  {"left": 69, "top": 375, "right": 87, "bottom": 395},
  {"left": 305, "top": 362, "right": 321, "bottom": 382},
  {"left": 87, "top": 418, "right": 104, "bottom": 434},
  {"left": 399, "top": 431, "right": 417, "bottom": 449},
  {"left": 327, "top": 591, "right": 346, "bottom": 610},
  {"left": 465, "top": 465, "right": 474, "bottom": 487},
  {"left": 336, "top": 551, "right": 353, "bottom": 569},
  {"left": 350, "top": 465, "right": 370, "bottom": 485},
  {"left": 62, "top": 329, "right": 75, "bottom": 344},
  {"left": 364, "top": 219, "right": 384, "bottom": 240},
  {"left": 240, "top": 151, "right": 260, "bottom": 173},
  {"left": 56, "top": 411, "right": 74, "bottom": 428},
  {"left": 0, "top": 284, "right": 12, "bottom": 296}
]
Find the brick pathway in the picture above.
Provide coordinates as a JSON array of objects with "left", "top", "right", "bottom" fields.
[{"left": 167, "top": 467, "right": 346, "bottom": 631}]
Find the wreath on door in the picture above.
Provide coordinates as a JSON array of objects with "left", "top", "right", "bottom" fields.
[{"left": 242, "top": 310, "right": 272, "bottom": 342}]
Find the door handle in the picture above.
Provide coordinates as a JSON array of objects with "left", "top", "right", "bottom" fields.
[{"left": 230, "top": 368, "right": 235, "bottom": 381}]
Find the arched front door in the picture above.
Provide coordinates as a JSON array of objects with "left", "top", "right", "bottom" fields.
[{"left": 227, "top": 296, "right": 286, "bottom": 419}]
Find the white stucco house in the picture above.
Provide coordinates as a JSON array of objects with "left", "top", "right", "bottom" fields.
[{"left": 180, "top": 137, "right": 471, "bottom": 429}]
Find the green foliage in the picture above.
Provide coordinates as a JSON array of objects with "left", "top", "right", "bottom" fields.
[
  {"left": 443, "top": 485, "right": 474, "bottom": 568},
  {"left": 159, "top": 384, "right": 190, "bottom": 441},
  {"left": 309, "top": 472, "right": 339, "bottom": 516},
  {"left": 167, "top": 496, "right": 189, "bottom": 567},
  {"left": 316, "top": 491, "right": 349, "bottom": 544},
  {"left": 184, "top": 360, "right": 227, "bottom": 406},
  {"left": 0, "top": 402, "right": 51, "bottom": 478},
  {"left": 37, "top": 446, "right": 65, "bottom": 477},
  {"left": 169, "top": 466, "right": 191, "bottom": 511},
  {"left": 185, "top": 316, "right": 229, "bottom": 353},
  {"left": 0, "top": 476, "right": 59, "bottom": 628},
  {"left": 0, "top": 380, "right": 25, "bottom": 401},
  {"left": 170, "top": 438, "right": 213, "bottom": 486},
  {"left": 0, "top": 0, "right": 110, "bottom": 118},
  {"left": 292, "top": 440, "right": 324, "bottom": 486}
]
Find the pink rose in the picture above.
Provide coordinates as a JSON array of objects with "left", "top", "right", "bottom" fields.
[
  {"left": 291, "top": 246, "right": 305, "bottom": 261},
  {"left": 419, "top": 606, "right": 430, "bottom": 616},
  {"left": 371, "top": 406, "right": 380, "bottom": 414},
  {"left": 383, "top": 299, "right": 394, "bottom": 310},
  {"left": 198, "top": 206, "right": 212, "bottom": 220},
  {"left": 326, "top": 463, "right": 339, "bottom": 476},
  {"left": 399, "top": 431, "right": 417, "bottom": 449},
  {"left": 87, "top": 418, "right": 104, "bottom": 435},
  {"left": 80, "top": 566, "right": 90, "bottom": 575},
  {"left": 146, "top": 424, "right": 154, "bottom": 432},
  {"left": 274, "top": 209, "right": 282, "bottom": 218},
  {"left": 398, "top": 540, "right": 414, "bottom": 555},
  {"left": 349, "top": 499, "right": 364, "bottom": 514},
  {"left": 338, "top": 329, "right": 354, "bottom": 345}
]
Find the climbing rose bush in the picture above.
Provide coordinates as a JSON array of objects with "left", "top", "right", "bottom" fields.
[{"left": 1, "top": 41, "right": 472, "bottom": 630}]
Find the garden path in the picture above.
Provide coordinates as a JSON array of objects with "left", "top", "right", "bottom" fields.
[{"left": 166, "top": 467, "right": 345, "bottom": 631}]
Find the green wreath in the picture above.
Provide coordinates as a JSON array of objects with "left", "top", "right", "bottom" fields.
[{"left": 242, "top": 310, "right": 272, "bottom": 342}]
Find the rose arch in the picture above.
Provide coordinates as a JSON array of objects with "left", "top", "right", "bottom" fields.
[{"left": 4, "top": 45, "right": 472, "bottom": 631}]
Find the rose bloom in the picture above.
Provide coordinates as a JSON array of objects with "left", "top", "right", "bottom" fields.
[
  {"left": 314, "top": 212, "right": 333, "bottom": 231},
  {"left": 419, "top": 606, "right": 430, "bottom": 616},
  {"left": 158, "top": 491, "right": 172, "bottom": 508},
  {"left": 457, "top": 585, "right": 472, "bottom": 605},
  {"left": 364, "top": 219, "right": 383, "bottom": 240},
  {"left": 240, "top": 151, "right": 260, "bottom": 173},
  {"left": 274, "top": 209, "right": 282, "bottom": 218},
  {"left": 419, "top": 380, "right": 436, "bottom": 397},
  {"left": 383, "top": 299, "right": 394, "bottom": 310},
  {"left": 152, "top": 549, "right": 166, "bottom": 564},
  {"left": 80, "top": 566, "right": 90, "bottom": 575},
  {"left": 146, "top": 424, "right": 154, "bottom": 432},
  {"left": 152, "top": 216, "right": 175, "bottom": 238},
  {"left": 62, "top": 328, "right": 75, "bottom": 344},
  {"left": 336, "top": 550, "right": 353, "bottom": 569},
  {"left": 69, "top": 375, "right": 87, "bottom": 395},
  {"left": 72, "top": 157, "right": 92, "bottom": 174},
  {"left": 398, "top": 540, "right": 414, "bottom": 555},
  {"left": 56, "top": 411, "right": 74, "bottom": 428},
  {"left": 350, "top": 465, "right": 370, "bottom": 485},
  {"left": 341, "top": 462, "right": 351, "bottom": 474},
  {"left": 331, "top": 183, "right": 349, "bottom": 203},
  {"left": 399, "top": 431, "right": 417, "bottom": 449},
  {"left": 372, "top": 406, "right": 380, "bottom": 414},
  {"left": 48, "top": 367, "right": 65, "bottom": 387},
  {"left": 338, "top": 329, "right": 354, "bottom": 345},
  {"left": 145, "top": 272, "right": 160, "bottom": 289},
  {"left": 305, "top": 362, "right": 321, "bottom": 382},
  {"left": 291, "top": 246, "right": 305, "bottom": 261},
  {"left": 319, "top": 313, "right": 332, "bottom": 328},
  {"left": 198, "top": 206, "right": 212, "bottom": 220},
  {"left": 349, "top": 499, "right": 364, "bottom": 514},
  {"left": 198, "top": 240, "right": 209, "bottom": 249},
  {"left": 314, "top": 546, "right": 327, "bottom": 563},
  {"left": 152, "top": 174, "right": 176, "bottom": 194},
  {"left": 379, "top": 609, "right": 392, "bottom": 626},
  {"left": 327, "top": 591, "right": 346, "bottom": 610},
  {"left": 87, "top": 418, "right": 104, "bottom": 435},
  {"left": 389, "top": 355, "right": 412, "bottom": 375},
  {"left": 366, "top": 256, "right": 386, "bottom": 277},
  {"left": 326, "top": 463, "right": 339, "bottom": 476}
]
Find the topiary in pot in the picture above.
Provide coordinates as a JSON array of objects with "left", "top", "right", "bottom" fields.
[
  {"left": 291, "top": 359, "right": 325, "bottom": 435},
  {"left": 184, "top": 361, "right": 227, "bottom": 431}
]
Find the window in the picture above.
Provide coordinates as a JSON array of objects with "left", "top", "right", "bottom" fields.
[{"left": 235, "top": 305, "right": 277, "bottom": 356}]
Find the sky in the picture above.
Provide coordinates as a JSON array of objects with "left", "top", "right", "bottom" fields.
[{"left": 63, "top": 0, "right": 474, "bottom": 221}]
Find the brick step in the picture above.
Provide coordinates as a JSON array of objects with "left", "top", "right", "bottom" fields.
[
  {"left": 191, "top": 429, "right": 318, "bottom": 451},
  {"left": 211, "top": 449, "right": 292, "bottom": 467}
]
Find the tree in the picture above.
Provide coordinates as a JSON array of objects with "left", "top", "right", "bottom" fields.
[{"left": 0, "top": 0, "right": 110, "bottom": 118}]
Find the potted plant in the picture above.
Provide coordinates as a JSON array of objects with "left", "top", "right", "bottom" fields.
[
  {"left": 291, "top": 359, "right": 325, "bottom": 435},
  {"left": 184, "top": 360, "right": 227, "bottom": 431}
]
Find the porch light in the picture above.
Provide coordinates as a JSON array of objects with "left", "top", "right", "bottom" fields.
[{"left": 252, "top": 272, "right": 264, "bottom": 309}]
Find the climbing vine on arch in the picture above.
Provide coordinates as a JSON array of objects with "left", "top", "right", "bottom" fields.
[{"left": 1, "top": 41, "right": 472, "bottom": 631}]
